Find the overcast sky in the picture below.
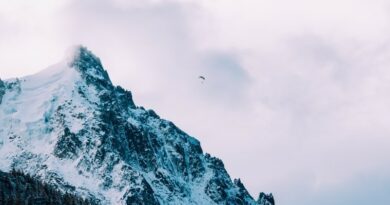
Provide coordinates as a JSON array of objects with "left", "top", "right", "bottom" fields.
[{"left": 1, "top": 0, "right": 390, "bottom": 204}]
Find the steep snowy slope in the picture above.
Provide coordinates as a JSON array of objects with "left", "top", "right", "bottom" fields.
[{"left": 0, "top": 46, "right": 273, "bottom": 205}]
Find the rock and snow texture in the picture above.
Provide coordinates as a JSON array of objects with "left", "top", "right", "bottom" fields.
[
  {"left": 0, "top": 46, "right": 273, "bottom": 205},
  {"left": 257, "top": 193, "right": 274, "bottom": 205}
]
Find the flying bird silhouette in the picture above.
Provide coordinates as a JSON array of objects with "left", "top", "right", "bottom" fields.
[{"left": 198, "top": 76, "right": 206, "bottom": 84}]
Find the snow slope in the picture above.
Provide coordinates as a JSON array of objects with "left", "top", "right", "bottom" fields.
[{"left": 0, "top": 46, "right": 273, "bottom": 205}]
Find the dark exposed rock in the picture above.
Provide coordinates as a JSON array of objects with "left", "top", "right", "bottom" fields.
[
  {"left": 0, "top": 79, "right": 5, "bottom": 104},
  {"left": 234, "top": 179, "right": 258, "bottom": 204},
  {"left": 125, "top": 178, "right": 160, "bottom": 205},
  {"left": 69, "top": 46, "right": 111, "bottom": 85},
  {"left": 205, "top": 177, "right": 229, "bottom": 203},
  {"left": 257, "top": 192, "right": 275, "bottom": 205},
  {"left": 115, "top": 86, "right": 136, "bottom": 109},
  {"left": 54, "top": 127, "right": 82, "bottom": 159}
]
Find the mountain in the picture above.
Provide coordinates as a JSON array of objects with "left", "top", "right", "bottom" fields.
[{"left": 0, "top": 46, "right": 274, "bottom": 205}]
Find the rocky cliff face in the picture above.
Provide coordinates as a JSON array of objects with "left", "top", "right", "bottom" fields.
[{"left": 0, "top": 46, "right": 273, "bottom": 205}]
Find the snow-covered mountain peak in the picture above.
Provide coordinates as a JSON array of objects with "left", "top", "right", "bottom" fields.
[
  {"left": 0, "top": 46, "right": 273, "bottom": 205},
  {"left": 68, "top": 45, "right": 111, "bottom": 83}
]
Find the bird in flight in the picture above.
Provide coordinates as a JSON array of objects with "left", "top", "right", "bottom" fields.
[{"left": 199, "top": 76, "right": 206, "bottom": 83}]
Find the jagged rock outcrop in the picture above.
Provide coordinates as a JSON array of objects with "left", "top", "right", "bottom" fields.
[
  {"left": 257, "top": 192, "right": 275, "bottom": 205},
  {"left": 0, "top": 46, "right": 271, "bottom": 204}
]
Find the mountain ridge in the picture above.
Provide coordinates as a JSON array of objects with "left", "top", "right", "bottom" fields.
[{"left": 0, "top": 46, "right": 274, "bottom": 205}]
